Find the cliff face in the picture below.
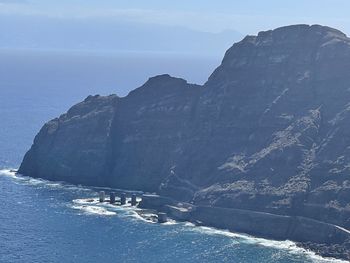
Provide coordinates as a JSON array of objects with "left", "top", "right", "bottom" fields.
[
  {"left": 19, "top": 95, "right": 118, "bottom": 185},
  {"left": 19, "top": 25, "right": 350, "bottom": 230},
  {"left": 106, "top": 75, "right": 201, "bottom": 192},
  {"left": 193, "top": 25, "right": 350, "bottom": 228}
]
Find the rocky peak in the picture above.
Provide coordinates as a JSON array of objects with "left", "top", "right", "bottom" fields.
[
  {"left": 255, "top": 24, "right": 347, "bottom": 45},
  {"left": 127, "top": 74, "right": 190, "bottom": 98},
  {"left": 206, "top": 24, "right": 350, "bottom": 87},
  {"left": 144, "top": 74, "right": 187, "bottom": 87},
  {"left": 237, "top": 24, "right": 347, "bottom": 50}
]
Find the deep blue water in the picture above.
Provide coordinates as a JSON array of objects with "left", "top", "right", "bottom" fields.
[
  {"left": 0, "top": 171, "right": 337, "bottom": 263},
  {"left": 0, "top": 50, "right": 344, "bottom": 262}
]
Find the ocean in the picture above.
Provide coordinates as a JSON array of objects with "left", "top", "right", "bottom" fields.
[{"left": 0, "top": 49, "right": 345, "bottom": 263}]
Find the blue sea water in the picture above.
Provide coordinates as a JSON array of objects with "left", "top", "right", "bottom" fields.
[
  {"left": 0, "top": 49, "right": 346, "bottom": 263},
  {"left": 0, "top": 171, "right": 342, "bottom": 263}
]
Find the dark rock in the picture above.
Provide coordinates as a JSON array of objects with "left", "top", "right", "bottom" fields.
[
  {"left": 131, "top": 194, "right": 137, "bottom": 206},
  {"left": 110, "top": 192, "right": 116, "bottom": 204},
  {"left": 120, "top": 193, "right": 126, "bottom": 205},
  {"left": 19, "top": 24, "right": 350, "bottom": 260},
  {"left": 19, "top": 94, "right": 118, "bottom": 186},
  {"left": 157, "top": 212, "right": 168, "bottom": 223}
]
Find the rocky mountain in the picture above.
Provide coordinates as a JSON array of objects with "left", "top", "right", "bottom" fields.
[{"left": 19, "top": 24, "right": 350, "bottom": 258}]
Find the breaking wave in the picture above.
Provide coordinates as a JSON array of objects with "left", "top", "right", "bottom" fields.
[
  {"left": 190, "top": 226, "right": 346, "bottom": 263},
  {"left": 0, "top": 169, "right": 92, "bottom": 192},
  {"left": 70, "top": 205, "right": 116, "bottom": 216},
  {"left": 1, "top": 169, "right": 347, "bottom": 262}
]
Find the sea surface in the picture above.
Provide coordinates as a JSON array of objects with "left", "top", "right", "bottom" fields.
[{"left": 0, "top": 49, "right": 346, "bottom": 263}]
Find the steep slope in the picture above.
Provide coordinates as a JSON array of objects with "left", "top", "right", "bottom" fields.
[
  {"left": 19, "top": 95, "right": 118, "bottom": 185},
  {"left": 19, "top": 24, "right": 350, "bottom": 241},
  {"left": 189, "top": 25, "right": 350, "bottom": 228},
  {"left": 105, "top": 74, "right": 201, "bottom": 192}
]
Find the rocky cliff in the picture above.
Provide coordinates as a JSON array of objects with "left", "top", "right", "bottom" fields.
[{"left": 19, "top": 24, "right": 350, "bottom": 259}]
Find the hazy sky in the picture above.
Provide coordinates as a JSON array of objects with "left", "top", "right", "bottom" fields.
[
  {"left": 1, "top": 0, "right": 350, "bottom": 35},
  {"left": 2, "top": 0, "right": 350, "bottom": 55}
]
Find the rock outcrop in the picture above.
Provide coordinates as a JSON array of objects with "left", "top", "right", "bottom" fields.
[
  {"left": 19, "top": 24, "right": 350, "bottom": 259},
  {"left": 19, "top": 94, "right": 118, "bottom": 185}
]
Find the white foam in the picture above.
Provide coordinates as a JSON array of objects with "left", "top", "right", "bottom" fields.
[
  {"left": 73, "top": 198, "right": 99, "bottom": 205},
  {"left": 123, "top": 209, "right": 180, "bottom": 226},
  {"left": 128, "top": 211, "right": 157, "bottom": 224},
  {"left": 183, "top": 222, "right": 196, "bottom": 227},
  {"left": 162, "top": 219, "right": 178, "bottom": 225},
  {"left": 190, "top": 226, "right": 347, "bottom": 263},
  {"left": 28, "top": 178, "right": 45, "bottom": 185},
  {"left": 2, "top": 169, "right": 347, "bottom": 262},
  {"left": 1, "top": 169, "right": 92, "bottom": 192},
  {"left": 71, "top": 198, "right": 146, "bottom": 218},
  {"left": 70, "top": 196, "right": 347, "bottom": 262},
  {"left": 0, "top": 169, "right": 17, "bottom": 177},
  {"left": 71, "top": 205, "right": 116, "bottom": 216}
]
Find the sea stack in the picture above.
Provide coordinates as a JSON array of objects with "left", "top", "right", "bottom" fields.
[
  {"left": 110, "top": 192, "right": 116, "bottom": 204},
  {"left": 120, "top": 193, "right": 126, "bottom": 205},
  {"left": 157, "top": 213, "right": 167, "bottom": 223},
  {"left": 99, "top": 191, "right": 105, "bottom": 203},
  {"left": 131, "top": 194, "right": 137, "bottom": 206}
]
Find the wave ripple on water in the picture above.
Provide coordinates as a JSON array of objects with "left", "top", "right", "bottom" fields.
[{"left": 0, "top": 169, "right": 346, "bottom": 263}]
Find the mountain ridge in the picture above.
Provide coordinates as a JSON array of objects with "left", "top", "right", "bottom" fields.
[{"left": 19, "top": 24, "right": 350, "bottom": 260}]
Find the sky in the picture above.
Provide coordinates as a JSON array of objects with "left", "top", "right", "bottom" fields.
[
  {"left": 1, "top": 0, "right": 350, "bottom": 34},
  {"left": 1, "top": 0, "right": 350, "bottom": 54}
]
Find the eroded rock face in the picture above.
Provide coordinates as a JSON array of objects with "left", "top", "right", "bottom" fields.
[
  {"left": 191, "top": 25, "right": 350, "bottom": 228},
  {"left": 105, "top": 75, "right": 201, "bottom": 192},
  {"left": 19, "top": 95, "right": 118, "bottom": 185},
  {"left": 19, "top": 25, "right": 350, "bottom": 229}
]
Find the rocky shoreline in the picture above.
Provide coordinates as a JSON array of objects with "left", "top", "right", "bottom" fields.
[
  {"left": 10, "top": 168, "right": 350, "bottom": 261},
  {"left": 139, "top": 194, "right": 350, "bottom": 261}
]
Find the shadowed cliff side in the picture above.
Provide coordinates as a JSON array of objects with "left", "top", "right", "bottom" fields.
[{"left": 19, "top": 94, "right": 118, "bottom": 185}]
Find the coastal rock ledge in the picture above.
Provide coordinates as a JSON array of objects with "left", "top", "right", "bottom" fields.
[{"left": 19, "top": 24, "right": 350, "bottom": 260}]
